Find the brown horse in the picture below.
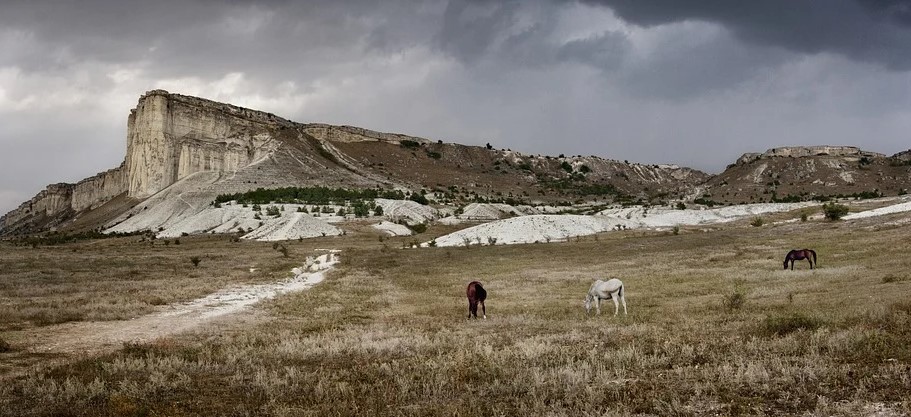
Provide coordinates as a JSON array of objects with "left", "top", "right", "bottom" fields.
[
  {"left": 466, "top": 281, "right": 487, "bottom": 319},
  {"left": 784, "top": 249, "right": 817, "bottom": 270}
]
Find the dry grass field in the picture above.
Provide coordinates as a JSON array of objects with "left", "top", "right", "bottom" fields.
[{"left": 1, "top": 214, "right": 910, "bottom": 416}]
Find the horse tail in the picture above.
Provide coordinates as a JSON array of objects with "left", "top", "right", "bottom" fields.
[
  {"left": 618, "top": 283, "right": 624, "bottom": 300},
  {"left": 810, "top": 249, "right": 817, "bottom": 267}
]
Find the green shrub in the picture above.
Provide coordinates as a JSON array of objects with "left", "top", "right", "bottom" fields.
[
  {"left": 823, "top": 202, "right": 849, "bottom": 220},
  {"left": 750, "top": 217, "right": 764, "bottom": 227},
  {"left": 190, "top": 256, "right": 201, "bottom": 267},
  {"left": 407, "top": 223, "right": 428, "bottom": 234},
  {"left": 400, "top": 139, "right": 421, "bottom": 149},
  {"left": 409, "top": 193, "right": 429, "bottom": 205}
]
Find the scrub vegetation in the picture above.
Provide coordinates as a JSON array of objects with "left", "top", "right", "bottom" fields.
[{"left": 1, "top": 215, "right": 910, "bottom": 416}]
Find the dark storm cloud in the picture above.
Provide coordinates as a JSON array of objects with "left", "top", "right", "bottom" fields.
[
  {"left": 2, "top": 0, "right": 911, "bottom": 215},
  {"left": 556, "top": 31, "right": 630, "bottom": 71},
  {"left": 581, "top": 0, "right": 911, "bottom": 70},
  {"left": 0, "top": 0, "right": 444, "bottom": 80}
]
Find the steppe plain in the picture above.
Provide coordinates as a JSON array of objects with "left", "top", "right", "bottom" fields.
[{"left": 1, "top": 199, "right": 910, "bottom": 416}]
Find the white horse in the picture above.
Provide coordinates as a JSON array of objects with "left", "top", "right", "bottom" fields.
[{"left": 584, "top": 278, "right": 627, "bottom": 316}]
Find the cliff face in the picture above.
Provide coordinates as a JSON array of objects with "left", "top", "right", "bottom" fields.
[
  {"left": 126, "top": 90, "right": 288, "bottom": 199},
  {"left": 1, "top": 90, "right": 294, "bottom": 234}
]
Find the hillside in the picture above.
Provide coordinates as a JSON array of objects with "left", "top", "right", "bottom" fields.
[
  {"left": 3, "top": 91, "right": 910, "bottom": 237},
  {"left": 0, "top": 91, "right": 705, "bottom": 236},
  {"left": 699, "top": 146, "right": 911, "bottom": 205}
]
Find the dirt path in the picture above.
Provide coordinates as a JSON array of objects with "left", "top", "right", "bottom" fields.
[{"left": 7, "top": 254, "right": 338, "bottom": 358}]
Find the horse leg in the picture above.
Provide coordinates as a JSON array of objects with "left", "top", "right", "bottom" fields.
[
  {"left": 790, "top": 260, "right": 794, "bottom": 270},
  {"left": 612, "top": 295, "right": 619, "bottom": 316},
  {"left": 595, "top": 298, "right": 602, "bottom": 315},
  {"left": 808, "top": 258, "right": 814, "bottom": 270},
  {"left": 620, "top": 293, "right": 628, "bottom": 315},
  {"left": 468, "top": 300, "right": 476, "bottom": 319},
  {"left": 480, "top": 300, "right": 486, "bottom": 319}
]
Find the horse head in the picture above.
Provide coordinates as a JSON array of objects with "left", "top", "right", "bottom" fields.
[
  {"left": 783, "top": 250, "right": 794, "bottom": 269},
  {"left": 583, "top": 293, "right": 593, "bottom": 313}
]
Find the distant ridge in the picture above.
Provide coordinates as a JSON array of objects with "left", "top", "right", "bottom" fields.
[{"left": 3, "top": 90, "right": 909, "bottom": 236}]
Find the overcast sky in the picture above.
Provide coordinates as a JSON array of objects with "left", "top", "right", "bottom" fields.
[{"left": 3, "top": 0, "right": 911, "bottom": 214}]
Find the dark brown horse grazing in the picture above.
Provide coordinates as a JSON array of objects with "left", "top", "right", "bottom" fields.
[
  {"left": 784, "top": 249, "right": 817, "bottom": 270},
  {"left": 466, "top": 281, "right": 487, "bottom": 319}
]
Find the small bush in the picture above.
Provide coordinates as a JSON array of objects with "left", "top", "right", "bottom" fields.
[
  {"left": 0, "top": 337, "right": 11, "bottom": 352},
  {"left": 407, "top": 223, "right": 428, "bottom": 234},
  {"left": 409, "top": 193, "right": 429, "bottom": 205},
  {"left": 722, "top": 290, "right": 746, "bottom": 311},
  {"left": 672, "top": 225, "right": 680, "bottom": 235},
  {"left": 190, "top": 256, "right": 201, "bottom": 267},
  {"left": 823, "top": 202, "right": 849, "bottom": 220},
  {"left": 676, "top": 202, "right": 686, "bottom": 210},
  {"left": 277, "top": 245, "right": 289, "bottom": 258},
  {"left": 750, "top": 217, "right": 764, "bottom": 227},
  {"left": 400, "top": 139, "right": 421, "bottom": 149},
  {"left": 882, "top": 274, "right": 906, "bottom": 283},
  {"left": 760, "top": 313, "right": 823, "bottom": 336},
  {"left": 800, "top": 212, "right": 808, "bottom": 222}
]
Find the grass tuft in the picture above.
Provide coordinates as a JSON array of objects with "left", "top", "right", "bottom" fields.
[
  {"left": 759, "top": 312, "right": 824, "bottom": 336},
  {"left": 722, "top": 290, "right": 746, "bottom": 311}
]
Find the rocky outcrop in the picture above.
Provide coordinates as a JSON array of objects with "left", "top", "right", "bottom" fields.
[
  {"left": 2, "top": 90, "right": 296, "bottom": 234},
  {"left": 126, "top": 90, "right": 289, "bottom": 199},
  {"left": 705, "top": 145, "right": 911, "bottom": 204},
  {"left": 72, "top": 164, "right": 127, "bottom": 212},
  {"left": 893, "top": 149, "right": 911, "bottom": 161},
  {"left": 735, "top": 146, "right": 885, "bottom": 165},
  {"left": 0, "top": 164, "right": 127, "bottom": 234},
  {"left": 303, "top": 124, "right": 431, "bottom": 145}
]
